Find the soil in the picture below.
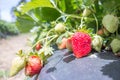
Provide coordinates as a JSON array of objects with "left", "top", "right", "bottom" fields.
[{"left": 0, "top": 34, "right": 31, "bottom": 80}]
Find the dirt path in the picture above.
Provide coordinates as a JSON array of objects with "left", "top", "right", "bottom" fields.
[{"left": 0, "top": 34, "right": 31, "bottom": 80}]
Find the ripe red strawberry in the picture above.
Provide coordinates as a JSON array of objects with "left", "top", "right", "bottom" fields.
[
  {"left": 25, "top": 55, "right": 43, "bottom": 77},
  {"left": 66, "top": 37, "right": 72, "bottom": 51},
  {"left": 35, "top": 43, "right": 42, "bottom": 51},
  {"left": 72, "top": 32, "right": 92, "bottom": 58}
]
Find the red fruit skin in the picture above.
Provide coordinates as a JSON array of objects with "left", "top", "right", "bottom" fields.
[
  {"left": 66, "top": 37, "right": 72, "bottom": 51},
  {"left": 72, "top": 32, "right": 92, "bottom": 58},
  {"left": 58, "top": 38, "right": 67, "bottom": 49},
  {"left": 36, "top": 43, "right": 42, "bottom": 51},
  {"left": 25, "top": 55, "right": 43, "bottom": 77}
]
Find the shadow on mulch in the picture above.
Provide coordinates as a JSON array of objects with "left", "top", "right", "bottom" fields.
[
  {"left": 101, "top": 60, "right": 120, "bottom": 80},
  {"left": 98, "top": 51, "right": 120, "bottom": 80}
]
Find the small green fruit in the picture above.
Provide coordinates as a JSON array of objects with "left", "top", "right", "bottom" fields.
[
  {"left": 83, "top": 8, "right": 91, "bottom": 17},
  {"left": 102, "top": 14, "right": 119, "bottom": 33},
  {"left": 92, "top": 35, "right": 103, "bottom": 52},
  {"left": 110, "top": 39, "right": 120, "bottom": 53},
  {"left": 9, "top": 56, "right": 25, "bottom": 77},
  {"left": 55, "top": 23, "right": 65, "bottom": 33}
]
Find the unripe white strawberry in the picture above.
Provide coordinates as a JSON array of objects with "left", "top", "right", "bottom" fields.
[
  {"left": 9, "top": 56, "right": 25, "bottom": 76},
  {"left": 55, "top": 23, "right": 65, "bottom": 33},
  {"left": 92, "top": 35, "right": 103, "bottom": 52},
  {"left": 102, "top": 14, "right": 119, "bottom": 33}
]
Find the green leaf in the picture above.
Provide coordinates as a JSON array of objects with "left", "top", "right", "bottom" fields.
[
  {"left": 57, "top": 0, "right": 77, "bottom": 14},
  {"left": 57, "top": 0, "right": 66, "bottom": 12},
  {"left": 34, "top": 7, "right": 61, "bottom": 21},
  {"left": 16, "top": 14, "right": 35, "bottom": 33},
  {"left": 21, "top": 0, "right": 53, "bottom": 14}
]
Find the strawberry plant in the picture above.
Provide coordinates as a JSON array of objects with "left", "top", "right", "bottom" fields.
[{"left": 10, "top": 0, "right": 120, "bottom": 79}]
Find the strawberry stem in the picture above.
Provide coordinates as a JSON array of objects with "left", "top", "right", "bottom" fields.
[
  {"left": 26, "top": 35, "right": 58, "bottom": 54},
  {"left": 46, "top": 35, "right": 58, "bottom": 46},
  {"left": 66, "top": 14, "right": 95, "bottom": 21},
  {"left": 92, "top": 13, "right": 98, "bottom": 34},
  {"left": 45, "top": 28, "right": 54, "bottom": 44},
  {"left": 79, "top": 17, "right": 84, "bottom": 29}
]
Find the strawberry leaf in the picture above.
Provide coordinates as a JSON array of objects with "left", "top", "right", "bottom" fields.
[{"left": 21, "top": 0, "right": 54, "bottom": 14}]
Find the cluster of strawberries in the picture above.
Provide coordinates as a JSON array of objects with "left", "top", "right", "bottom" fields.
[
  {"left": 58, "top": 32, "right": 92, "bottom": 58},
  {"left": 9, "top": 31, "right": 93, "bottom": 77},
  {"left": 9, "top": 52, "right": 43, "bottom": 77},
  {"left": 10, "top": 29, "right": 120, "bottom": 78}
]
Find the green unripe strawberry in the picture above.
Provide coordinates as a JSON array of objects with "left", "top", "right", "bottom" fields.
[
  {"left": 102, "top": 14, "right": 119, "bottom": 33},
  {"left": 83, "top": 8, "right": 91, "bottom": 17},
  {"left": 9, "top": 56, "right": 25, "bottom": 77},
  {"left": 92, "top": 35, "right": 103, "bottom": 52},
  {"left": 55, "top": 23, "right": 65, "bottom": 33},
  {"left": 110, "top": 39, "right": 120, "bottom": 53}
]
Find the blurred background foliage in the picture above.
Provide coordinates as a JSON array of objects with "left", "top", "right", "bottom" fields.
[
  {"left": 0, "top": 20, "right": 19, "bottom": 38},
  {"left": 0, "top": 0, "right": 29, "bottom": 38}
]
